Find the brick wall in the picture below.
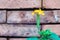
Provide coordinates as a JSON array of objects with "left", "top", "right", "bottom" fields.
[
  {"left": 0, "top": 0, "right": 60, "bottom": 40},
  {"left": 0, "top": 10, "right": 60, "bottom": 40}
]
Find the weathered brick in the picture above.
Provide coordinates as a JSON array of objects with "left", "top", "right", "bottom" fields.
[
  {"left": 40, "top": 11, "right": 55, "bottom": 23},
  {"left": 42, "top": 25, "right": 60, "bottom": 35},
  {"left": 43, "top": 0, "right": 60, "bottom": 8},
  {"left": 56, "top": 10, "right": 60, "bottom": 22},
  {"left": 0, "top": 24, "right": 39, "bottom": 36},
  {"left": 0, "top": 38, "right": 6, "bottom": 40},
  {"left": 0, "top": 0, "right": 41, "bottom": 8},
  {"left": 7, "top": 11, "right": 35, "bottom": 23},
  {"left": 0, "top": 10, "right": 6, "bottom": 23},
  {"left": 10, "top": 38, "right": 26, "bottom": 40},
  {"left": 7, "top": 11, "right": 58, "bottom": 23}
]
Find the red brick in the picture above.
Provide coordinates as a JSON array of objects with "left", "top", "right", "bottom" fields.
[
  {"left": 0, "top": 0, "right": 41, "bottom": 8},
  {"left": 43, "top": 0, "right": 60, "bottom": 9},
  {"left": 0, "top": 24, "right": 39, "bottom": 36},
  {"left": 42, "top": 25, "right": 60, "bottom": 35}
]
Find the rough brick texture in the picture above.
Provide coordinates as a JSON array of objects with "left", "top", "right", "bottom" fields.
[
  {"left": 0, "top": 0, "right": 41, "bottom": 8},
  {"left": 0, "top": 10, "right": 6, "bottom": 23},
  {"left": 7, "top": 11, "right": 35, "bottom": 23},
  {"left": 43, "top": 0, "right": 60, "bottom": 8},
  {"left": 0, "top": 24, "right": 39, "bottom": 36},
  {"left": 7, "top": 10, "right": 60, "bottom": 23},
  {"left": 7, "top": 11, "right": 54, "bottom": 23}
]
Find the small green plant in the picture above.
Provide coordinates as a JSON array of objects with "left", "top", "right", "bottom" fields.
[{"left": 27, "top": 9, "right": 60, "bottom": 40}]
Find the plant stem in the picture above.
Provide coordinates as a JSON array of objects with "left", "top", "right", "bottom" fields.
[{"left": 36, "top": 14, "right": 40, "bottom": 32}]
